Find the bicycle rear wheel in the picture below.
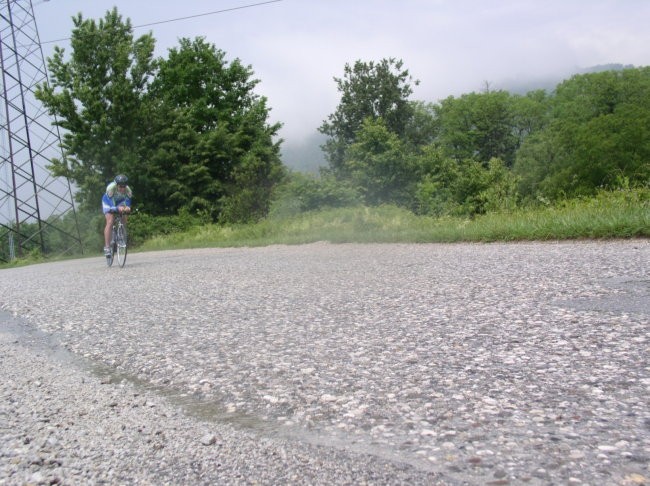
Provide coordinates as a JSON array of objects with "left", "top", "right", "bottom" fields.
[{"left": 116, "top": 223, "right": 127, "bottom": 267}]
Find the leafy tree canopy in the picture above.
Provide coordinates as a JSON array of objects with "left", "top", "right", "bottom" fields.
[
  {"left": 515, "top": 67, "right": 650, "bottom": 199},
  {"left": 137, "top": 37, "right": 284, "bottom": 221},
  {"left": 36, "top": 8, "right": 155, "bottom": 208},
  {"left": 319, "top": 58, "right": 418, "bottom": 172},
  {"left": 342, "top": 117, "right": 419, "bottom": 207},
  {"left": 37, "top": 11, "right": 284, "bottom": 222},
  {"left": 433, "top": 89, "right": 549, "bottom": 167},
  {"left": 320, "top": 60, "right": 648, "bottom": 215}
]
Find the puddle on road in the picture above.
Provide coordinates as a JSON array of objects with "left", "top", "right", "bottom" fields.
[
  {"left": 1, "top": 311, "right": 79, "bottom": 365},
  {"left": 0, "top": 310, "right": 285, "bottom": 436},
  {"left": 89, "top": 365, "right": 278, "bottom": 434},
  {"left": 80, "top": 361, "right": 429, "bottom": 470}
]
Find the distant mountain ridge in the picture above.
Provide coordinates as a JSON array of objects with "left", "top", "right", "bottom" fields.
[
  {"left": 579, "top": 63, "right": 635, "bottom": 74},
  {"left": 498, "top": 63, "right": 637, "bottom": 95}
]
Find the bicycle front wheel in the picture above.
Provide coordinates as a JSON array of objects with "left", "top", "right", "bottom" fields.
[{"left": 116, "top": 223, "right": 128, "bottom": 267}]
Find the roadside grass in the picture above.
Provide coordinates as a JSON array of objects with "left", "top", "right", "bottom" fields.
[
  {"left": 139, "top": 188, "right": 649, "bottom": 251},
  {"left": 1, "top": 188, "right": 647, "bottom": 268}
]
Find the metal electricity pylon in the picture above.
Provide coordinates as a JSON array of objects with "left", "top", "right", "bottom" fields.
[{"left": 0, "top": 0, "right": 82, "bottom": 262}]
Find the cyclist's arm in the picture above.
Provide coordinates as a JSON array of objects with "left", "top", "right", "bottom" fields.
[
  {"left": 119, "top": 187, "right": 133, "bottom": 212},
  {"left": 120, "top": 195, "right": 132, "bottom": 213}
]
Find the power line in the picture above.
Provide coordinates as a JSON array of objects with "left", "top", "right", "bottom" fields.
[{"left": 40, "top": 0, "right": 283, "bottom": 45}]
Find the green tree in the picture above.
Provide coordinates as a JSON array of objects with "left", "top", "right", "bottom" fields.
[
  {"left": 415, "top": 154, "right": 518, "bottom": 216},
  {"left": 343, "top": 118, "right": 418, "bottom": 206},
  {"left": 36, "top": 8, "right": 156, "bottom": 209},
  {"left": 511, "top": 130, "right": 559, "bottom": 200},
  {"left": 403, "top": 101, "right": 439, "bottom": 149},
  {"left": 433, "top": 90, "right": 525, "bottom": 167},
  {"left": 515, "top": 67, "right": 650, "bottom": 199},
  {"left": 319, "top": 58, "right": 418, "bottom": 172},
  {"left": 413, "top": 146, "right": 460, "bottom": 216},
  {"left": 510, "top": 89, "right": 550, "bottom": 143},
  {"left": 141, "top": 37, "right": 285, "bottom": 222}
]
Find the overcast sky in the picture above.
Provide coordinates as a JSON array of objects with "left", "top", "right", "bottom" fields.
[{"left": 36, "top": 0, "right": 650, "bottom": 147}]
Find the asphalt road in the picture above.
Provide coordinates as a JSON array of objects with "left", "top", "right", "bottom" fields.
[{"left": 1, "top": 240, "right": 648, "bottom": 485}]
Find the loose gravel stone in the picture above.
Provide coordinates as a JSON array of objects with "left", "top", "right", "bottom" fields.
[{"left": 1, "top": 240, "right": 648, "bottom": 484}]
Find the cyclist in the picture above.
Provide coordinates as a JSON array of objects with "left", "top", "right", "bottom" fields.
[{"left": 102, "top": 174, "right": 132, "bottom": 257}]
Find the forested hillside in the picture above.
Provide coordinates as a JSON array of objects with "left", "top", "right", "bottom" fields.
[{"left": 275, "top": 59, "right": 649, "bottom": 218}]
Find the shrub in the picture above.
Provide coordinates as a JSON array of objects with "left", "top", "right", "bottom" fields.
[
  {"left": 269, "top": 172, "right": 362, "bottom": 219},
  {"left": 127, "top": 208, "right": 208, "bottom": 247}
]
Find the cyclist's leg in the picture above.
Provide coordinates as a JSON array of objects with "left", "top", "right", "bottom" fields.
[{"left": 104, "top": 213, "right": 114, "bottom": 253}]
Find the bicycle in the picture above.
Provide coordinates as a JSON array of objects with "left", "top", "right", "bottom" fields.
[{"left": 106, "top": 210, "right": 128, "bottom": 267}]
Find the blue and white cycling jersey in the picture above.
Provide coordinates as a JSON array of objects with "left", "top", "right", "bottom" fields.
[{"left": 102, "top": 182, "right": 132, "bottom": 214}]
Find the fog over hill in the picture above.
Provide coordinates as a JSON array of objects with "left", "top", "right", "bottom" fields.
[
  {"left": 497, "top": 63, "right": 636, "bottom": 95},
  {"left": 281, "top": 132, "right": 328, "bottom": 174}
]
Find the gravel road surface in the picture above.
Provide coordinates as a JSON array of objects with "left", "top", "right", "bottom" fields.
[{"left": 1, "top": 240, "right": 649, "bottom": 485}]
